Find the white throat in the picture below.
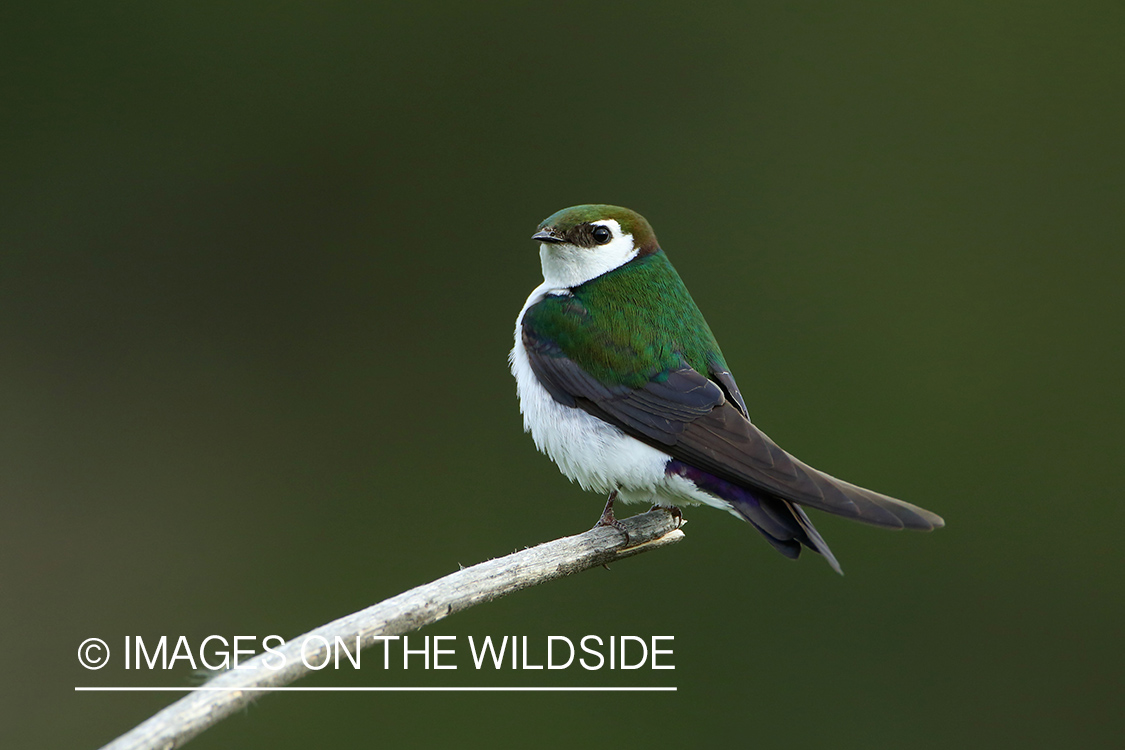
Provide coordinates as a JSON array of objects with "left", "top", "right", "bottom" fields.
[{"left": 538, "top": 219, "right": 638, "bottom": 290}]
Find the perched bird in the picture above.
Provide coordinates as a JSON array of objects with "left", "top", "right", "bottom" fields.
[{"left": 510, "top": 204, "right": 944, "bottom": 573}]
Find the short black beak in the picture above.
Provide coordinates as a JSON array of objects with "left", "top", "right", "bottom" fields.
[{"left": 532, "top": 229, "right": 564, "bottom": 244}]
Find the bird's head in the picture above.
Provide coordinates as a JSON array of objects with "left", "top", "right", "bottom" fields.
[{"left": 532, "top": 204, "right": 659, "bottom": 289}]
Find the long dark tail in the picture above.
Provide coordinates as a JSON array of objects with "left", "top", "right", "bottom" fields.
[
  {"left": 667, "top": 460, "right": 843, "bottom": 574},
  {"left": 730, "top": 492, "right": 843, "bottom": 575}
]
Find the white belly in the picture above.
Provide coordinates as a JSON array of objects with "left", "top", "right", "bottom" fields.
[{"left": 510, "top": 284, "right": 731, "bottom": 513}]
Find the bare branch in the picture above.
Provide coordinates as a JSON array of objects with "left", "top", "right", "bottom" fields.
[{"left": 96, "top": 510, "right": 685, "bottom": 750}]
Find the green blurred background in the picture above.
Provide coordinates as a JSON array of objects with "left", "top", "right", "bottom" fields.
[{"left": 4, "top": 2, "right": 1122, "bottom": 747}]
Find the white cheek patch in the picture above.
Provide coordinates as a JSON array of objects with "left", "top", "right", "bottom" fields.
[{"left": 538, "top": 218, "right": 638, "bottom": 290}]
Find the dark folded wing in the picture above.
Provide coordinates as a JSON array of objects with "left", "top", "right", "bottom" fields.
[{"left": 524, "top": 329, "right": 943, "bottom": 531}]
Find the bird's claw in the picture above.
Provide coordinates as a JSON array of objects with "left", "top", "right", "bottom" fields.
[
  {"left": 648, "top": 503, "right": 684, "bottom": 529},
  {"left": 595, "top": 491, "right": 631, "bottom": 546}
]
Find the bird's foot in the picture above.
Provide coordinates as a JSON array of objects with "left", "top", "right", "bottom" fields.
[
  {"left": 594, "top": 491, "right": 631, "bottom": 546},
  {"left": 648, "top": 503, "right": 684, "bottom": 528}
]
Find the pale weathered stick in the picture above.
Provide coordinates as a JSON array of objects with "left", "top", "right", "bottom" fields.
[{"left": 96, "top": 510, "right": 685, "bottom": 750}]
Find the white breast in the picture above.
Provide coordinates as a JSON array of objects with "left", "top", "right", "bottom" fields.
[{"left": 510, "top": 283, "right": 672, "bottom": 502}]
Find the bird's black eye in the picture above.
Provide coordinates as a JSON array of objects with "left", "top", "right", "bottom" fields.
[{"left": 592, "top": 225, "right": 612, "bottom": 245}]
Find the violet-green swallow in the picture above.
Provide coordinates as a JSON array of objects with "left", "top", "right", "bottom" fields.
[{"left": 511, "top": 204, "right": 944, "bottom": 573}]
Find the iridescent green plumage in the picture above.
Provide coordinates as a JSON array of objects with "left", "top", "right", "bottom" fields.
[
  {"left": 515, "top": 203, "right": 944, "bottom": 574},
  {"left": 524, "top": 250, "right": 729, "bottom": 389}
]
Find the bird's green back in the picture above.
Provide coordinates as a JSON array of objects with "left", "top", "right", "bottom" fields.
[{"left": 525, "top": 250, "right": 729, "bottom": 389}]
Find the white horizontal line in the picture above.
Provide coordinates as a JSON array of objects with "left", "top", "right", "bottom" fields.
[{"left": 75, "top": 686, "right": 676, "bottom": 692}]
